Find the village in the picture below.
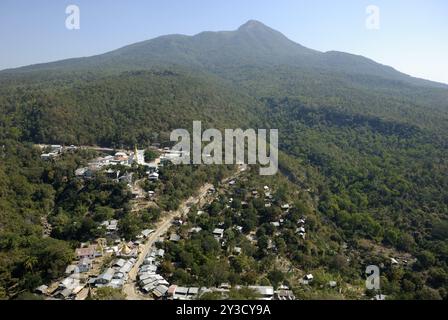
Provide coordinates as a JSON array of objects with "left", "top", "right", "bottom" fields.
[
  {"left": 31, "top": 143, "right": 409, "bottom": 301},
  {"left": 32, "top": 141, "right": 360, "bottom": 301},
  {"left": 138, "top": 177, "right": 308, "bottom": 301},
  {"left": 33, "top": 144, "right": 176, "bottom": 299},
  {"left": 35, "top": 145, "right": 406, "bottom": 300},
  {"left": 32, "top": 144, "right": 299, "bottom": 300}
]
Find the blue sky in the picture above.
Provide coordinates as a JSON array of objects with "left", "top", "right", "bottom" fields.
[{"left": 1, "top": 0, "right": 447, "bottom": 83}]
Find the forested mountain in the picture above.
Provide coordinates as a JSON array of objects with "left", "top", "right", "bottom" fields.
[
  {"left": 1, "top": 20, "right": 447, "bottom": 140},
  {"left": 2, "top": 20, "right": 447, "bottom": 89},
  {"left": 0, "top": 20, "right": 448, "bottom": 299}
]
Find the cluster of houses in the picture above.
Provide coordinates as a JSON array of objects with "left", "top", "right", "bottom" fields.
[
  {"left": 159, "top": 148, "right": 185, "bottom": 165},
  {"left": 268, "top": 201, "right": 308, "bottom": 240},
  {"left": 164, "top": 181, "right": 314, "bottom": 300},
  {"left": 221, "top": 184, "right": 309, "bottom": 249},
  {"left": 104, "top": 241, "right": 140, "bottom": 258},
  {"left": 100, "top": 220, "right": 118, "bottom": 234},
  {"left": 153, "top": 184, "right": 301, "bottom": 301},
  {"left": 137, "top": 247, "right": 170, "bottom": 298},
  {"left": 40, "top": 144, "right": 77, "bottom": 160},
  {"left": 54, "top": 249, "right": 139, "bottom": 298},
  {"left": 255, "top": 185, "right": 309, "bottom": 241},
  {"left": 295, "top": 218, "right": 307, "bottom": 240},
  {"left": 40, "top": 144, "right": 166, "bottom": 183},
  {"left": 52, "top": 275, "right": 86, "bottom": 300},
  {"left": 75, "top": 151, "right": 139, "bottom": 179},
  {"left": 35, "top": 230, "right": 153, "bottom": 300},
  {"left": 168, "top": 286, "right": 201, "bottom": 300},
  {"left": 212, "top": 228, "right": 225, "bottom": 241},
  {"left": 74, "top": 148, "right": 164, "bottom": 198},
  {"left": 135, "top": 230, "right": 286, "bottom": 300},
  {"left": 37, "top": 244, "right": 100, "bottom": 300},
  {"left": 299, "top": 274, "right": 315, "bottom": 285},
  {"left": 91, "top": 258, "right": 137, "bottom": 289},
  {"left": 97, "top": 220, "right": 141, "bottom": 258},
  {"left": 36, "top": 155, "right": 317, "bottom": 301},
  {"left": 145, "top": 148, "right": 188, "bottom": 181},
  {"left": 165, "top": 284, "right": 293, "bottom": 300}
]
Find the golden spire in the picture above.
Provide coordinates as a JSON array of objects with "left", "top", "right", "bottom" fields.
[{"left": 134, "top": 144, "right": 139, "bottom": 165}]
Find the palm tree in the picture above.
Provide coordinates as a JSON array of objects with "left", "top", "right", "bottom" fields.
[{"left": 23, "top": 256, "right": 38, "bottom": 273}]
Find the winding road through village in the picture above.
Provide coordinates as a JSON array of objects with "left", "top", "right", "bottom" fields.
[
  {"left": 122, "top": 164, "right": 247, "bottom": 300},
  {"left": 122, "top": 183, "right": 214, "bottom": 300}
]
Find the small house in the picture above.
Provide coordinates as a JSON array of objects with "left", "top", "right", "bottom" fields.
[
  {"left": 107, "top": 220, "right": 118, "bottom": 232},
  {"left": 75, "top": 167, "right": 90, "bottom": 177},
  {"left": 189, "top": 227, "right": 202, "bottom": 233},
  {"left": 77, "top": 258, "right": 93, "bottom": 273},
  {"left": 275, "top": 289, "right": 295, "bottom": 300},
  {"left": 75, "top": 246, "right": 96, "bottom": 260},
  {"left": 173, "top": 287, "right": 189, "bottom": 300},
  {"left": 148, "top": 172, "right": 159, "bottom": 181},
  {"left": 167, "top": 285, "right": 177, "bottom": 298},
  {"left": 141, "top": 229, "right": 154, "bottom": 238},
  {"left": 35, "top": 285, "right": 49, "bottom": 295},
  {"left": 113, "top": 259, "right": 126, "bottom": 268},
  {"left": 188, "top": 287, "right": 199, "bottom": 298},
  {"left": 248, "top": 286, "right": 274, "bottom": 300},
  {"left": 153, "top": 285, "right": 169, "bottom": 298},
  {"left": 96, "top": 268, "right": 115, "bottom": 285},
  {"left": 219, "top": 283, "right": 231, "bottom": 290},
  {"left": 54, "top": 288, "right": 73, "bottom": 300},
  {"left": 213, "top": 228, "right": 224, "bottom": 240},
  {"left": 65, "top": 265, "right": 78, "bottom": 275},
  {"left": 304, "top": 274, "right": 314, "bottom": 281}
]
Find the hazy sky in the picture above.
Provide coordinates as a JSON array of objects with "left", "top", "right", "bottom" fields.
[{"left": 1, "top": 0, "right": 447, "bottom": 84}]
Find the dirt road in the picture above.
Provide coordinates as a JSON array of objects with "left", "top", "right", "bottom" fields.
[
  {"left": 123, "top": 183, "right": 214, "bottom": 300},
  {"left": 122, "top": 164, "right": 247, "bottom": 300}
]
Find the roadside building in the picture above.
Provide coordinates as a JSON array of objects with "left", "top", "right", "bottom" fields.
[
  {"left": 167, "top": 285, "right": 177, "bottom": 299},
  {"left": 169, "top": 233, "right": 181, "bottom": 242},
  {"left": 75, "top": 245, "right": 96, "bottom": 260},
  {"left": 275, "top": 289, "right": 295, "bottom": 300},
  {"left": 96, "top": 268, "right": 115, "bottom": 285},
  {"left": 141, "top": 229, "right": 154, "bottom": 238},
  {"left": 77, "top": 258, "right": 93, "bottom": 273},
  {"left": 153, "top": 285, "right": 169, "bottom": 299},
  {"left": 248, "top": 286, "right": 274, "bottom": 300},
  {"left": 173, "top": 287, "right": 189, "bottom": 300}
]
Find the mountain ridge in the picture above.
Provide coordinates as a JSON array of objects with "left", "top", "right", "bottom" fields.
[{"left": 1, "top": 20, "right": 446, "bottom": 89}]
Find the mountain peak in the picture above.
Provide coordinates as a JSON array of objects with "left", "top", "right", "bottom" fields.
[{"left": 238, "top": 20, "right": 269, "bottom": 31}]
